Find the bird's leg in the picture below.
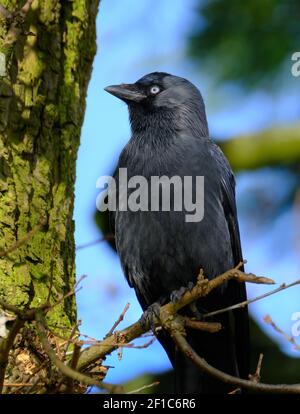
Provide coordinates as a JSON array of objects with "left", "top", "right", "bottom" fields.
[
  {"left": 169, "top": 282, "right": 208, "bottom": 322},
  {"left": 170, "top": 281, "right": 194, "bottom": 303},
  {"left": 170, "top": 283, "right": 208, "bottom": 320},
  {"left": 189, "top": 302, "right": 204, "bottom": 320},
  {"left": 139, "top": 300, "right": 165, "bottom": 332}
]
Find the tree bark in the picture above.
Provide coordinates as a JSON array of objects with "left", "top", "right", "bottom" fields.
[{"left": 0, "top": 0, "right": 99, "bottom": 386}]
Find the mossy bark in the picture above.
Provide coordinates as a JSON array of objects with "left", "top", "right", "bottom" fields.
[{"left": 0, "top": 0, "right": 99, "bottom": 384}]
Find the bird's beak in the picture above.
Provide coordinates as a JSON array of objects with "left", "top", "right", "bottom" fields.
[{"left": 104, "top": 83, "right": 146, "bottom": 103}]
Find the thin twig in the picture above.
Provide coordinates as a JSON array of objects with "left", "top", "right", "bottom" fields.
[
  {"left": 127, "top": 381, "right": 160, "bottom": 394},
  {"left": 64, "top": 344, "right": 81, "bottom": 393},
  {"left": 249, "top": 353, "right": 264, "bottom": 383},
  {"left": 0, "top": 300, "right": 25, "bottom": 317},
  {"left": 44, "top": 276, "right": 86, "bottom": 313},
  {"left": 3, "top": 382, "right": 44, "bottom": 387},
  {"left": 230, "top": 353, "right": 264, "bottom": 393},
  {"left": 76, "top": 234, "right": 114, "bottom": 251},
  {"left": 0, "top": 221, "right": 46, "bottom": 258},
  {"left": 127, "top": 337, "right": 156, "bottom": 349},
  {"left": 48, "top": 324, "right": 98, "bottom": 343},
  {"left": 77, "top": 265, "right": 275, "bottom": 371},
  {"left": 204, "top": 280, "right": 300, "bottom": 318},
  {"left": 2, "top": 262, "right": 299, "bottom": 395},
  {"left": 229, "top": 353, "right": 264, "bottom": 393},
  {"left": 63, "top": 321, "right": 81, "bottom": 359},
  {"left": 228, "top": 388, "right": 240, "bottom": 394},
  {"left": 35, "top": 310, "right": 121, "bottom": 393},
  {"left": 264, "top": 315, "right": 300, "bottom": 351},
  {"left": 0, "top": 300, "right": 48, "bottom": 320},
  {"left": 105, "top": 303, "right": 130, "bottom": 338}
]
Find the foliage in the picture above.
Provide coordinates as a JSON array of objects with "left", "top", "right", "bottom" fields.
[{"left": 188, "top": 0, "right": 300, "bottom": 87}]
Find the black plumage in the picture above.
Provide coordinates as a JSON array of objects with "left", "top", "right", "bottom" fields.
[{"left": 105, "top": 72, "right": 250, "bottom": 394}]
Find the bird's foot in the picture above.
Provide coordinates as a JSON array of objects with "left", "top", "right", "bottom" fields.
[
  {"left": 189, "top": 302, "right": 204, "bottom": 321},
  {"left": 139, "top": 302, "right": 161, "bottom": 332},
  {"left": 170, "top": 281, "right": 194, "bottom": 303}
]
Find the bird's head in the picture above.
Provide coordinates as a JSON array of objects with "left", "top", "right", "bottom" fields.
[{"left": 105, "top": 72, "right": 209, "bottom": 136}]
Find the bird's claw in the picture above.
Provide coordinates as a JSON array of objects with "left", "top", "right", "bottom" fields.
[
  {"left": 187, "top": 281, "right": 194, "bottom": 292},
  {"left": 139, "top": 302, "right": 161, "bottom": 332},
  {"left": 170, "top": 281, "right": 194, "bottom": 303}
]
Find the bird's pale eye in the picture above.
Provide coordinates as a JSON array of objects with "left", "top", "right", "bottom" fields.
[{"left": 149, "top": 85, "right": 160, "bottom": 95}]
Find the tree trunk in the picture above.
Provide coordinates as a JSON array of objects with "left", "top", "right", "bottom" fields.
[{"left": 0, "top": 0, "right": 99, "bottom": 388}]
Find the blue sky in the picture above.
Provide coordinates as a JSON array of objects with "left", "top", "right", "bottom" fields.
[{"left": 74, "top": 0, "right": 300, "bottom": 384}]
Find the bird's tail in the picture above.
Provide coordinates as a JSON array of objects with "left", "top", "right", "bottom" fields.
[
  {"left": 175, "top": 311, "right": 239, "bottom": 394},
  {"left": 157, "top": 286, "right": 249, "bottom": 394}
]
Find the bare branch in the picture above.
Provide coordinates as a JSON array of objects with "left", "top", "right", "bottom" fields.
[
  {"left": 76, "top": 234, "right": 114, "bottom": 251},
  {"left": 264, "top": 315, "right": 300, "bottom": 351},
  {"left": 63, "top": 321, "right": 81, "bottom": 359},
  {"left": 3, "top": 382, "right": 44, "bottom": 387},
  {"left": 35, "top": 310, "right": 122, "bottom": 393},
  {"left": 127, "top": 381, "right": 160, "bottom": 394},
  {"left": 0, "top": 300, "right": 48, "bottom": 321},
  {"left": 77, "top": 265, "right": 275, "bottom": 371},
  {"left": 105, "top": 303, "right": 130, "bottom": 338},
  {"left": 127, "top": 337, "right": 156, "bottom": 349},
  {"left": 44, "top": 275, "right": 86, "bottom": 313},
  {"left": 172, "top": 330, "right": 300, "bottom": 394},
  {"left": 0, "top": 221, "right": 46, "bottom": 258},
  {"left": 184, "top": 318, "right": 221, "bottom": 333},
  {"left": 2, "top": 261, "right": 299, "bottom": 394},
  {"left": 64, "top": 344, "right": 81, "bottom": 394},
  {"left": 204, "top": 279, "right": 300, "bottom": 318},
  {"left": 0, "top": 222, "right": 45, "bottom": 257},
  {"left": 249, "top": 353, "right": 264, "bottom": 383}
]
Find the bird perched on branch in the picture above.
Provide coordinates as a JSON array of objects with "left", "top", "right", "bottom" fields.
[{"left": 105, "top": 72, "right": 250, "bottom": 394}]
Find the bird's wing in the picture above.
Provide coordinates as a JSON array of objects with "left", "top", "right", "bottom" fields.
[
  {"left": 213, "top": 143, "right": 250, "bottom": 380},
  {"left": 109, "top": 156, "right": 135, "bottom": 289}
]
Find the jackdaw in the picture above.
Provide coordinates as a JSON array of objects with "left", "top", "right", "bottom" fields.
[{"left": 104, "top": 72, "right": 250, "bottom": 394}]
